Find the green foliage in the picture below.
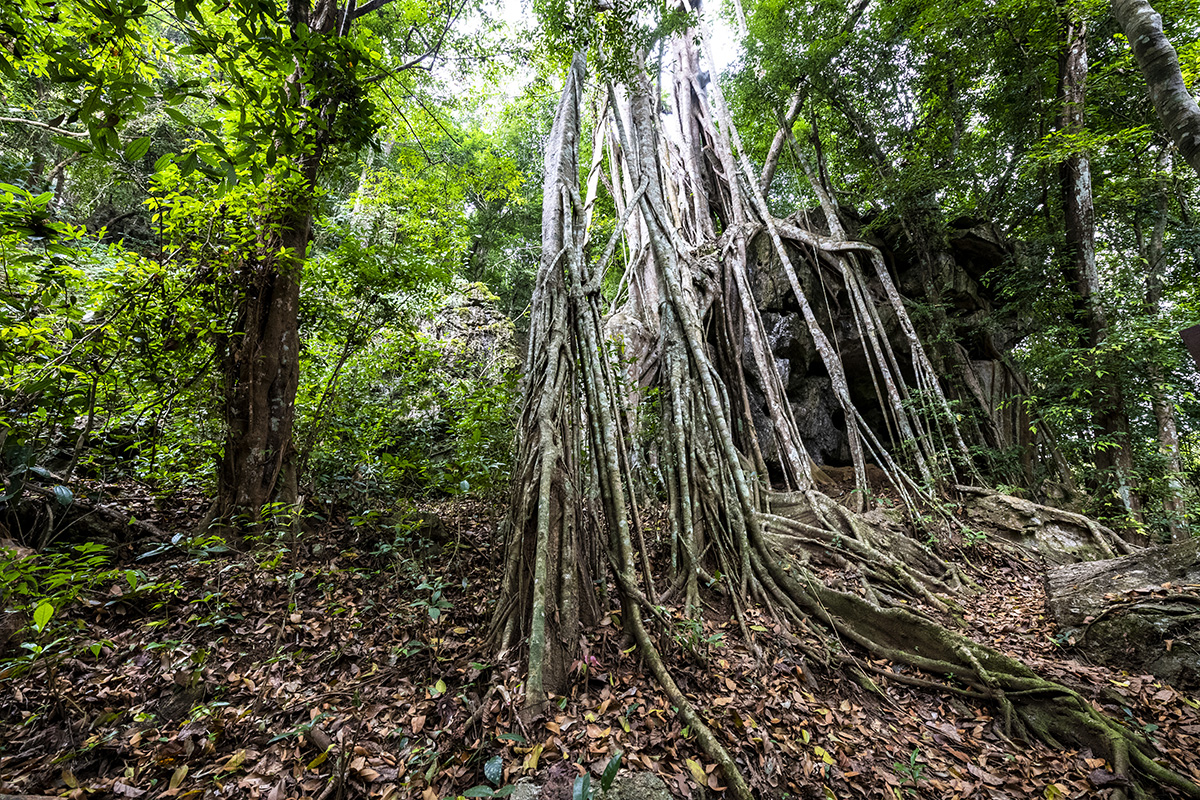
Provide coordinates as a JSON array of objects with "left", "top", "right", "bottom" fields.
[
  {"left": 0, "top": 541, "right": 113, "bottom": 678},
  {"left": 295, "top": 273, "right": 516, "bottom": 500},
  {"left": 672, "top": 615, "right": 726, "bottom": 658},
  {"left": 0, "top": 0, "right": 546, "bottom": 515},
  {"left": 893, "top": 747, "right": 925, "bottom": 792},
  {"left": 412, "top": 579, "right": 453, "bottom": 622},
  {"left": 961, "top": 527, "right": 987, "bottom": 548},
  {"left": 0, "top": 53, "right": 532, "bottom": 507},
  {"left": 0, "top": 186, "right": 94, "bottom": 460},
  {"left": 2, "top": 0, "right": 174, "bottom": 160},
  {"left": 532, "top": 0, "right": 694, "bottom": 80},
  {"left": 0, "top": 182, "right": 222, "bottom": 503},
  {"left": 561, "top": 750, "right": 621, "bottom": 800},
  {"left": 1008, "top": 235, "right": 1200, "bottom": 532},
  {"left": 729, "top": 0, "right": 1200, "bottom": 533},
  {"left": 4, "top": 0, "right": 1192, "bottom": 555},
  {"left": 2, "top": 0, "right": 463, "bottom": 189}
]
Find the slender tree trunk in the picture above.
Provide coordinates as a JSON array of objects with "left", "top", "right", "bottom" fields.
[
  {"left": 1058, "top": 8, "right": 1141, "bottom": 523},
  {"left": 1142, "top": 155, "right": 1187, "bottom": 540},
  {"left": 1111, "top": 0, "right": 1200, "bottom": 176},
  {"left": 1152, "top": 396, "right": 1185, "bottom": 541}
]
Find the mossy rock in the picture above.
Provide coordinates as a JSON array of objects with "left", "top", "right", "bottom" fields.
[
  {"left": 604, "top": 773, "right": 674, "bottom": 800},
  {"left": 1081, "top": 602, "right": 1200, "bottom": 688},
  {"left": 1047, "top": 539, "right": 1200, "bottom": 688}
]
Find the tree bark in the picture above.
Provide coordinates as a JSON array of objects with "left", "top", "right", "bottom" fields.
[
  {"left": 212, "top": 0, "right": 370, "bottom": 529},
  {"left": 1111, "top": 0, "right": 1200, "bottom": 176},
  {"left": 215, "top": 197, "right": 308, "bottom": 528},
  {"left": 1057, "top": 8, "right": 1140, "bottom": 523}
]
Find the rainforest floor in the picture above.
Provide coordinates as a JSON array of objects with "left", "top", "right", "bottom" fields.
[{"left": 2, "top": 490, "right": 1199, "bottom": 800}]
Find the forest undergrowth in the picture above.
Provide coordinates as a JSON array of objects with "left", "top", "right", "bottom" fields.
[{"left": 2, "top": 491, "right": 1198, "bottom": 800}]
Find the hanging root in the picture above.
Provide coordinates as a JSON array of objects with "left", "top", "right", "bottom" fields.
[{"left": 614, "top": 49, "right": 1196, "bottom": 797}]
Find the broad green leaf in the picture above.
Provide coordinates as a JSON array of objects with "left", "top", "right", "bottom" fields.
[
  {"left": 0, "top": 480, "right": 25, "bottom": 504},
  {"left": 53, "top": 136, "right": 93, "bottom": 153},
  {"left": 571, "top": 773, "right": 591, "bottom": 800},
  {"left": 80, "top": 87, "right": 103, "bottom": 117},
  {"left": 52, "top": 485, "right": 73, "bottom": 506},
  {"left": 484, "top": 754, "right": 503, "bottom": 786},
  {"left": 165, "top": 107, "right": 192, "bottom": 128},
  {"left": 124, "top": 136, "right": 152, "bottom": 161},
  {"left": 33, "top": 601, "right": 54, "bottom": 632}
]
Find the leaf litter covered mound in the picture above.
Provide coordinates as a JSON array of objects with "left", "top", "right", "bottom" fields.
[{"left": 1, "top": 496, "right": 1198, "bottom": 800}]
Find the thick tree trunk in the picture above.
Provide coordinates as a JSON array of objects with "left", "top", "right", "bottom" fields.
[
  {"left": 212, "top": 0, "right": 345, "bottom": 529},
  {"left": 490, "top": 55, "right": 595, "bottom": 710},
  {"left": 1111, "top": 0, "right": 1200, "bottom": 176},
  {"left": 215, "top": 200, "right": 308, "bottom": 527},
  {"left": 1058, "top": 10, "right": 1140, "bottom": 523}
]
